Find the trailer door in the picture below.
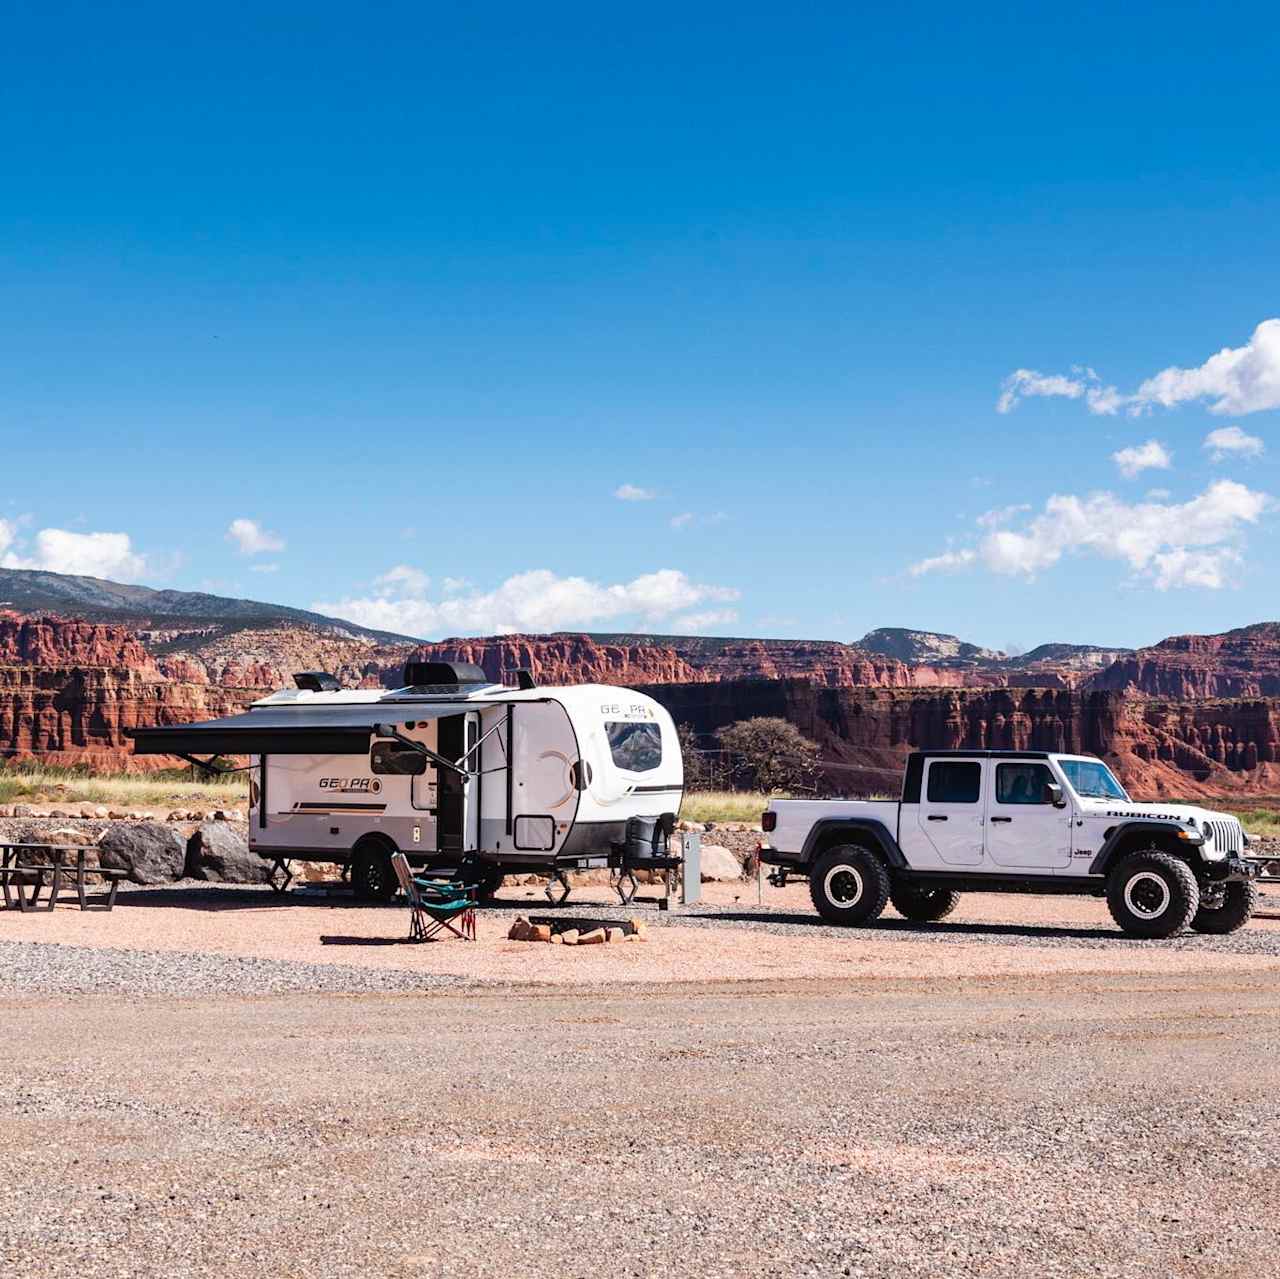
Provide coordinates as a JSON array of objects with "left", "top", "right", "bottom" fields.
[{"left": 436, "top": 711, "right": 482, "bottom": 855}]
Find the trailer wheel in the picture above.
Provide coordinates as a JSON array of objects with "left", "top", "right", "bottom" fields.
[
  {"left": 889, "top": 883, "right": 960, "bottom": 923},
  {"left": 1105, "top": 850, "right": 1199, "bottom": 938},
  {"left": 1190, "top": 879, "right": 1257, "bottom": 934},
  {"left": 472, "top": 867, "right": 506, "bottom": 901},
  {"left": 351, "top": 839, "right": 398, "bottom": 902},
  {"left": 808, "top": 845, "right": 890, "bottom": 926}
]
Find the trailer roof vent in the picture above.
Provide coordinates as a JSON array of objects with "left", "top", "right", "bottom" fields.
[
  {"left": 516, "top": 670, "right": 537, "bottom": 690},
  {"left": 293, "top": 671, "right": 341, "bottom": 692},
  {"left": 402, "top": 660, "right": 489, "bottom": 689}
]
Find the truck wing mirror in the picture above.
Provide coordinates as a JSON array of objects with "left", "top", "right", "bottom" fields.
[{"left": 1045, "top": 782, "right": 1066, "bottom": 808}]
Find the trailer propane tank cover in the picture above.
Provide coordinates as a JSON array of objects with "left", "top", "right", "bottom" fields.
[{"left": 681, "top": 831, "right": 702, "bottom": 905}]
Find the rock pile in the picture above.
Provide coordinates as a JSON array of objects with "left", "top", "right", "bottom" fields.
[{"left": 507, "top": 917, "right": 646, "bottom": 945}]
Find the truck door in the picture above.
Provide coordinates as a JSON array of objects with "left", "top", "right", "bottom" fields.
[
  {"left": 984, "top": 760, "right": 1072, "bottom": 871},
  {"left": 915, "top": 758, "right": 985, "bottom": 866}
]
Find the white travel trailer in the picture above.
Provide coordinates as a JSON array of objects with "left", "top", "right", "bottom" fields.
[{"left": 130, "top": 662, "right": 684, "bottom": 899}]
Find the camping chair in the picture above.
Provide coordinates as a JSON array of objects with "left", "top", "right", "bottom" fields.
[{"left": 390, "top": 852, "right": 477, "bottom": 943}]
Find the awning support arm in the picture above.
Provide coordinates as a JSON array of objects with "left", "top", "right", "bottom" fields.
[
  {"left": 374, "top": 725, "right": 472, "bottom": 779},
  {"left": 455, "top": 719, "right": 506, "bottom": 772},
  {"left": 174, "top": 754, "right": 257, "bottom": 776}
]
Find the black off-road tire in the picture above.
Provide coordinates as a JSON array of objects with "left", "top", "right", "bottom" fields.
[
  {"left": 1106, "top": 850, "right": 1200, "bottom": 939},
  {"left": 890, "top": 883, "right": 961, "bottom": 923},
  {"left": 1191, "top": 879, "right": 1258, "bottom": 935},
  {"left": 809, "top": 845, "right": 891, "bottom": 926},
  {"left": 351, "top": 839, "right": 398, "bottom": 902}
]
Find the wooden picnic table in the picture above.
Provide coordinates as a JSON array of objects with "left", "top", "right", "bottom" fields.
[{"left": 0, "top": 843, "right": 127, "bottom": 913}]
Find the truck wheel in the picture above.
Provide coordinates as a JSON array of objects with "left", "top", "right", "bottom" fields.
[
  {"left": 809, "top": 846, "right": 890, "bottom": 926},
  {"left": 1106, "top": 850, "right": 1199, "bottom": 939},
  {"left": 890, "top": 884, "right": 960, "bottom": 923},
  {"left": 1191, "top": 880, "right": 1257, "bottom": 934},
  {"left": 351, "top": 840, "right": 398, "bottom": 902}
]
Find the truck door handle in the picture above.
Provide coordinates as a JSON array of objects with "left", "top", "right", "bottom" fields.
[
  {"left": 990, "top": 816, "right": 1012, "bottom": 823},
  {"left": 927, "top": 815, "right": 948, "bottom": 822}
]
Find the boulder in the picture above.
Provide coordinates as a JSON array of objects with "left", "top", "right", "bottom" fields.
[
  {"left": 98, "top": 822, "right": 187, "bottom": 884},
  {"left": 699, "top": 843, "right": 746, "bottom": 882},
  {"left": 187, "top": 820, "right": 270, "bottom": 884},
  {"left": 508, "top": 917, "right": 532, "bottom": 941},
  {"left": 560, "top": 929, "right": 580, "bottom": 946},
  {"left": 528, "top": 923, "right": 553, "bottom": 943}
]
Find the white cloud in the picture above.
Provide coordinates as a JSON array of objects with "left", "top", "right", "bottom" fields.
[
  {"left": 315, "top": 568, "right": 740, "bottom": 638},
  {"left": 1112, "top": 439, "right": 1172, "bottom": 478},
  {"left": 909, "top": 480, "right": 1269, "bottom": 590},
  {"left": 999, "top": 319, "right": 1280, "bottom": 420},
  {"left": 614, "top": 484, "right": 656, "bottom": 502},
  {"left": 670, "top": 512, "right": 694, "bottom": 529},
  {"left": 909, "top": 548, "right": 976, "bottom": 577},
  {"left": 976, "top": 504, "right": 1031, "bottom": 528},
  {"left": 1204, "top": 425, "right": 1265, "bottom": 462},
  {"left": 248, "top": 562, "right": 280, "bottom": 574},
  {"left": 996, "top": 366, "right": 1124, "bottom": 415},
  {"left": 226, "top": 518, "right": 285, "bottom": 555},
  {"left": 374, "top": 565, "right": 429, "bottom": 597},
  {"left": 0, "top": 527, "right": 149, "bottom": 581},
  {"left": 441, "top": 576, "right": 469, "bottom": 594},
  {"left": 1134, "top": 320, "right": 1280, "bottom": 416},
  {"left": 671, "top": 609, "right": 739, "bottom": 632}
]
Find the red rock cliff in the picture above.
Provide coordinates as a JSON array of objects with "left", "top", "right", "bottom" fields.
[{"left": 1087, "top": 623, "right": 1280, "bottom": 699}]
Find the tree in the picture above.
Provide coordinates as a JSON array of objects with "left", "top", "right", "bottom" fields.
[
  {"left": 676, "top": 722, "right": 714, "bottom": 791},
  {"left": 716, "top": 717, "right": 820, "bottom": 794}
]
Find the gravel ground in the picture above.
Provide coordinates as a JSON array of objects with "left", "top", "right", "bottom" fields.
[
  {"left": 0, "top": 939, "right": 463, "bottom": 996},
  {"left": 2, "top": 976, "right": 1279, "bottom": 1278}
]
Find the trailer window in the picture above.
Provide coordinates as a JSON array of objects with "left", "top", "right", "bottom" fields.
[
  {"left": 371, "top": 741, "right": 428, "bottom": 776},
  {"left": 926, "top": 761, "right": 981, "bottom": 804},
  {"left": 606, "top": 721, "right": 662, "bottom": 773}
]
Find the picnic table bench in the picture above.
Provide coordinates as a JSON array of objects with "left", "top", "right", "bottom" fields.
[{"left": 0, "top": 843, "right": 128, "bottom": 913}]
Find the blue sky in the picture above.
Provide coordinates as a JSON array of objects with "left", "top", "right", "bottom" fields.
[{"left": 2, "top": 2, "right": 1278, "bottom": 651}]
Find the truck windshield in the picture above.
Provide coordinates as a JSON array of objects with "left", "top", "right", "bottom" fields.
[{"left": 1059, "top": 759, "right": 1129, "bottom": 801}]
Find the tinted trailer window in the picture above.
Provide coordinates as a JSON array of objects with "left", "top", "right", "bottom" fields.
[{"left": 606, "top": 721, "right": 662, "bottom": 772}]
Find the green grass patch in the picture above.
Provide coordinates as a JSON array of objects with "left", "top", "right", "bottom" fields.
[{"left": 0, "top": 763, "right": 247, "bottom": 810}]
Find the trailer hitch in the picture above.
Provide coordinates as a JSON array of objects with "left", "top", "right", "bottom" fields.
[{"left": 767, "top": 867, "right": 791, "bottom": 889}]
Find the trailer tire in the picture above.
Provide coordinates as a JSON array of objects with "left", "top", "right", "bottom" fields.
[
  {"left": 351, "top": 839, "right": 398, "bottom": 902},
  {"left": 809, "top": 845, "right": 890, "bottom": 926},
  {"left": 1105, "top": 849, "right": 1199, "bottom": 939},
  {"left": 472, "top": 867, "right": 505, "bottom": 900},
  {"left": 1190, "top": 879, "right": 1257, "bottom": 934},
  {"left": 889, "top": 883, "right": 960, "bottom": 923}
]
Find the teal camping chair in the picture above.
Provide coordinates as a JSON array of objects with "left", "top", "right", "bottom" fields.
[{"left": 390, "top": 852, "right": 477, "bottom": 943}]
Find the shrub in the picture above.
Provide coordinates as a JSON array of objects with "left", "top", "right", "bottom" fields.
[{"left": 716, "top": 717, "right": 820, "bottom": 794}]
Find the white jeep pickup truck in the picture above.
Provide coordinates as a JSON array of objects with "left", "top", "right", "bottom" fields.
[{"left": 760, "top": 751, "right": 1258, "bottom": 939}]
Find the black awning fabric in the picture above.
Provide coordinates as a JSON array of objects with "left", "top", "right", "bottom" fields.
[{"left": 129, "top": 703, "right": 464, "bottom": 757}]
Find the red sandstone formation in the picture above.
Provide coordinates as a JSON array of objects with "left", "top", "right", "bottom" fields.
[{"left": 1086, "top": 623, "right": 1280, "bottom": 699}]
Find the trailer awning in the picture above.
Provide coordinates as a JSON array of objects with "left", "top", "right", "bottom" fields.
[{"left": 129, "top": 703, "right": 466, "bottom": 758}]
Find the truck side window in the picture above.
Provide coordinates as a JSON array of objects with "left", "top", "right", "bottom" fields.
[
  {"left": 605, "top": 722, "right": 662, "bottom": 773},
  {"left": 996, "top": 762, "right": 1054, "bottom": 805},
  {"left": 926, "top": 761, "right": 980, "bottom": 803},
  {"left": 371, "top": 741, "right": 428, "bottom": 776}
]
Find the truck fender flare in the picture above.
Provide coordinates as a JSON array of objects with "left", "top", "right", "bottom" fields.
[
  {"left": 800, "top": 818, "right": 907, "bottom": 870},
  {"left": 1088, "top": 821, "right": 1201, "bottom": 877}
]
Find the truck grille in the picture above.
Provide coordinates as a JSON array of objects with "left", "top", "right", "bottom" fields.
[{"left": 1205, "top": 819, "right": 1242, "bottom": 854}]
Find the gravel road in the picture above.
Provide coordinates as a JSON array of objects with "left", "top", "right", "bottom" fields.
[
  {"left": 2, "top": 975, "right": 1279, "bottom": 1278},
  {"left": 0, "top": 939, "right": 461, "bottom": 996}
]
